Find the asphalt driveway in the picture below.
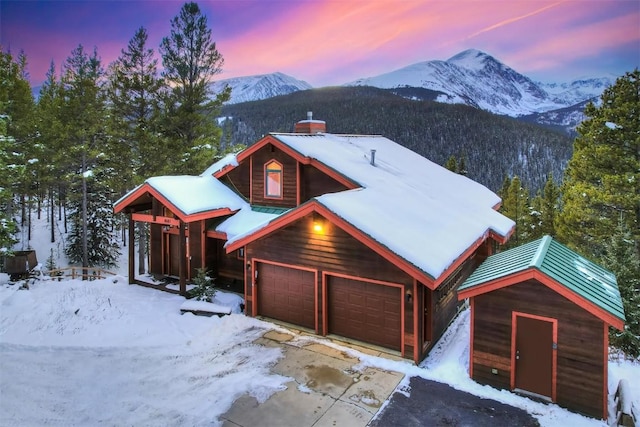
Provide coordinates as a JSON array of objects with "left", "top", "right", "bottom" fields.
[{"left": 370, "top": 376, "right": 540, "bottom": 427}]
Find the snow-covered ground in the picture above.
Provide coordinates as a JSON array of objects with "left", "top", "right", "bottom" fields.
[{"left": 1, "top": 215, "right": 638, "bottom": 426}]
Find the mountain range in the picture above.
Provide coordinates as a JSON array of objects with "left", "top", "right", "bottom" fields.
[{"left": 215, "top": 49, "right": 617, "bottom": 131}]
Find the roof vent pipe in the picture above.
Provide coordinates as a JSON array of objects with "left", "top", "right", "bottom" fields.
[
  {"left": 307, "top": 111, "right": 313, "bottom": 120},
  {"left": 370, "top": 149, "right": 376, "bottom": 166}
]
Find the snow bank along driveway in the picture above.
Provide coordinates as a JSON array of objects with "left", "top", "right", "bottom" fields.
[{"left": 0, "top": 277, "right": 289, "bottom": 426}]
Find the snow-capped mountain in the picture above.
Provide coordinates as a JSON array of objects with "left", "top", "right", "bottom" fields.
[
  {"left": 211, "top": 72, "right": 312, "bottom": 104},
  {"left": 347, "top": 49, "right": 614, "bottom": 117}
]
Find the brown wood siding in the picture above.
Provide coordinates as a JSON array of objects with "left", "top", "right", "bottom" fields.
[
  {"left": 472, "top": 280, "right": 605, "bottom": 419},
  {"left": 251, "top": 144, "right": 297, "bottom": 208},
  {"left": 215, "top": 240, "right": 244, "bottom": 280},
  {"left": 300, "top": 164, "right": 350, "bottom": 202},
  {"left": 223, "top": 162, "right": 250, "bottom": 200},
  {"left": 429, "top": 255, "right": 477, "bottom": 350}
]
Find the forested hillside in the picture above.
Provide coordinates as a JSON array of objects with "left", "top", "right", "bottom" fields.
[{"left": 221, "top": 86, "right": 573, "bottom": 192}]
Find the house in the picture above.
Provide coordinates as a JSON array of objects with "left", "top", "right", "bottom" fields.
[
  {"left": 457, "top": 235, "right": 626, "bottom": 419},
  {"left": 114, "top": 114, "right": 514, "bottom": 363}
]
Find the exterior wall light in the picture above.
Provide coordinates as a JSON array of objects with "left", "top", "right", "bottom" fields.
[{"left": 312, "top": 213, "right": 324, "bottom": 233}]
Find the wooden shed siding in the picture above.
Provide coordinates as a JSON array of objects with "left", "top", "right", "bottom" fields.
[
  {"left": 246, "top": 213, "right": 416, "bottom": 358},
  {"left": 300, "top": 164, "right": 350, "bottom": 202},
  {"left": 472, "top": 280, "right": 605, "bottom": 418},
  {"left": 251, "top": 144, "right": 298, "bottom": 207}
]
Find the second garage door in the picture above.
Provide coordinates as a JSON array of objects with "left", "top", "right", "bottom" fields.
[
  {"left": 256, "top": 262, "right": 316, "bottom": 330},
  {"left": 327, "top": 275, "right": 402, "bottom": 351}
]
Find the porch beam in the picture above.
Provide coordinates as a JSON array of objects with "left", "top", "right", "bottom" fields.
[
  {"left": 128, "top": 213, "right": 135, "bottom": 284},
  {"left": 179, "top": 221, "right": 186, "bottom": 296},
  {"left": 132, "top": 213, "right": 180, "bottom": 227}
]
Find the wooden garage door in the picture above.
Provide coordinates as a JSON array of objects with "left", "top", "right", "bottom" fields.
[
  {"left": 327, "top": 276, "right": 402, "bottom": 351},
  {"left": 256, "top": 262, "right": 316, "bottom": 330}
]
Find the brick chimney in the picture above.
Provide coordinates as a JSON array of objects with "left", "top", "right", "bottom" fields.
[{"left": 294, "top": 111, "right": 326, "bottom": 134}]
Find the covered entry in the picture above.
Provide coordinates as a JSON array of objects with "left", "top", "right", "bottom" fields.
[
  {"left": 255, "top": 261, "right": 317, "bottom": 330},
  {"left": 512, "top": 313, "right": 557, "bottom": 401},
  {"left": 325, "top": 273, "right": 403, "bottom": 351}
]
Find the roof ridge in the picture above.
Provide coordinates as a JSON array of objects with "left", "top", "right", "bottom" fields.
[{"left": 530, "top": 235, "right": 553, "bottom": 269}]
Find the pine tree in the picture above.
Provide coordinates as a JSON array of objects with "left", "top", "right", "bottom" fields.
[
  {"left": 60, "top": 45, "right": 120, "bottom": 271},
  {"left": 499, "top": 176, "right": 532, "bottom": 248},
  {"left": 107, "top": 26, "right": 166, "bottom": 274},
  {"left": 530, "top": 173, "right": 560, "bottom": 240},
  {"left": 444, "top": 155, "right": 457, "bottom": 172},
  {"left": 159, "top": 1, "right": 230, "bottom": 173},
  {"left": 0, "top": 50, "right": 34, "bottom": 250},
  {"left": 557, "top": 70, "right": 640, "bottom": 260},
  {"left": 36, "top": 61, "right": 64, "bottom": 243},
  {"left": 601, "top": 225, "right": 640, "bottom": 358}
]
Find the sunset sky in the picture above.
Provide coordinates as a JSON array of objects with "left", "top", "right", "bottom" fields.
[{"left": 2, "top": 0, "right": 639, "bottom": 87}]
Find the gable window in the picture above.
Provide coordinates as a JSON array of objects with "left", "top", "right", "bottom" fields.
[{"left": 265, "top": 160, "right": 283, "bottom": 199}]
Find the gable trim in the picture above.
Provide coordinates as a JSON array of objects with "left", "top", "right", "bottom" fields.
[
  {"left": 213, "top": 135, "right": 359, "bottom": 191},
  {"left": 458, "top": 268, "right": 624, "bottom": 330}
]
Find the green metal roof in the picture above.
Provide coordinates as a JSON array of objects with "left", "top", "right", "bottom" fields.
[
  {"left": 250, "top": 205, "right": 291, "bottom": 215},
  {"left": 459, "top": 235, "right": 625, "bottom": 323}
]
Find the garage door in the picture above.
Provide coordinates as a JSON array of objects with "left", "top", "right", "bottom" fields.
[
  {"left": 327, "top": 275, "right": 402, "bottom": 351},
  {"left": 256, "top": 262, "right": 316, "bottom": 330}
]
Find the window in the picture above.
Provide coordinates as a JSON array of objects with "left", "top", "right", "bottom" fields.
[{"left": 265, "top": 160, "right": 283, "bottom": 198}]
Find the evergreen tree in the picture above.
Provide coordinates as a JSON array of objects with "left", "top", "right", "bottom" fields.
[
  {"left": 159, "top": 1, "right": 230, "bottom": 173},
  {"left": 1, "top": 51, "right": 36, "bottom": 242},
  {"left": 499, "top": 175, "right": 532, "bottom": 248},
  {"left": 60, "top": 45, "right": 119, "bottom": 270},
  {"left": 530, "top": 173, "right": 560, "bottom": 240},
  {"left": 444, "top": 155, "right": 457, "bottom": 172},
  {"left": 557, "top": 70, "right": 640, "bottom": 260},
  {"left": 36, "top": 61, "right": 64, "bottom": 243},
  {"left": 65, "top": 167, "right": 121, "bottom": 269},
  {"left": 601, "top": 225, "right": 640, "bottom": 358},
  {"left": 0, "top": 49, "right": 34, "bottom": 250},
  {"left": 107, "top": 26, "right": 166, "bottom": 274}
]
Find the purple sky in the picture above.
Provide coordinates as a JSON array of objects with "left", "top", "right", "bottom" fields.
[{"left": 2, "top": 0, "right": 639, "bottom": 87}]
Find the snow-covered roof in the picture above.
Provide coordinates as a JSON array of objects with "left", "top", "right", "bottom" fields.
[
  {"left": 226, "top": 132, "right": 514, "bottom": 281},
  {"left": 145, "top": 175, "right": 245, "bottom": 215},
  {"left": 114, "top": 174, "right": 246, "bottom": 220}
]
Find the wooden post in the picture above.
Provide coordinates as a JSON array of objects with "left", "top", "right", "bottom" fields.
[
  {"left": 128, "top": 213, "right": 135, "bottom": 284},
  {"left": 179, "top": 221, "right": 186, "bottom": 296}
]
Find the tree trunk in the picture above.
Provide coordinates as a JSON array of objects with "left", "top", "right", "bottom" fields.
[
  {"left": 50, "top": 188, "right": 55, "bottom": 243},
  {"left": 81, "top": 150, "right": 89, "bottom": 278}
]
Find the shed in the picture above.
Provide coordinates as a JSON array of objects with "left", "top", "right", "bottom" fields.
[{"left": 457, "top": 235, "right": 625, "bottom": 420}]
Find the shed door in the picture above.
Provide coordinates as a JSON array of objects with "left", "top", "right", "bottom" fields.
[
  {"left": 514, "top": 315, "right": 554, "bottom": 399},
  {"left": 256, "top": 262, "right": 316, "bottom": 330},
  {"left": 327, "top": 275, "right": 402, "bottom": 351}
]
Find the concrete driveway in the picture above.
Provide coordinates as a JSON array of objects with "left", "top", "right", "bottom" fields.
[{"left": 220, "top": 330, "right": 405, "bottom": 427}]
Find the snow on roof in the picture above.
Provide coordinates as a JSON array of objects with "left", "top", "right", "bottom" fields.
[
  {"left": 145, "top": 175, "right": 244, "bottom": 215},
  {"left": 200, "top": 153, "right": 239, "bottom": 177},
  {"left": 215, "top": 205, "right": 281, "bottom": 241},
  {"left": 227, "top": 132, "right": 514, "bottom": 280}
]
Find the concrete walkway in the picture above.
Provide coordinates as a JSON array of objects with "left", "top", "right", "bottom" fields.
[{"left": 220, "top": 330, "right": 405, "bottom": 427}]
